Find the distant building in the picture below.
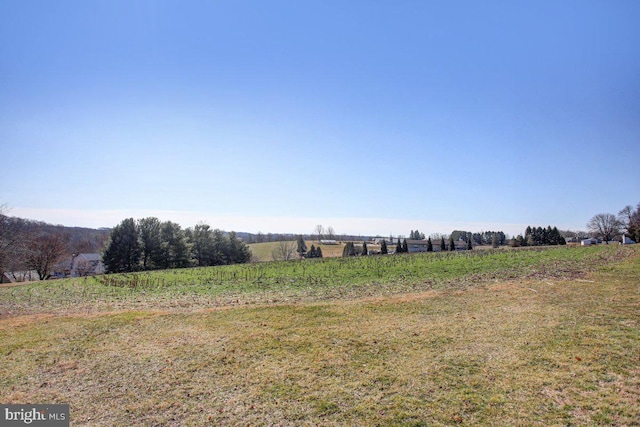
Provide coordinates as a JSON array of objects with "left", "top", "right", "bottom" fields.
[
  {"left": 581, "top": 238, "right": 601, "bottom": 246},
  {"left": 407, "top": 240, "right": 429, "bottom": 253},
  {"left": 621, "top": 235, "right": 636, "bottom": 245},
  {"left": 70, "top": 253, "right": 105, "bottom": 277},
  {"left": 320, "top": 240, "right": 338, "bottom": 245},
  {"left": 373, "top": 237, "right": 401, "bottom": 245}
]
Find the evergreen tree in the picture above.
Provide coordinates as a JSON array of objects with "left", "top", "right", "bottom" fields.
[
  {"left": 103, "top": 218, "right": 141, "bottom": 273},
  {"left": 402, "top": 238, "right": 408, "bottom": 253},
  {"left": 440, "top": 237, "right": 446, "bottom": 252},
  {"left": 380, "top": 240, "right": 388, "bottom": 255},
  {"left": 396, "top": 239, "right": 402, "bottom": 254},
  {"left": 342, "top": 242, "right": 357, "bottom": 257},
  {"left": 316, "top": 246, "right": 323, "bottom": 258},
  {"left": 467, "top": 238, "right": 473, "bottom": 250},
  {"left": 362, "top": 241, "right": 368, "bottom": 256},
  {"left": 138, "top": 217, "right": 163, "bottom": 270},
  {"left": 296, "top": 236, "right": 307, "bottom": 258},
  {"left": 227, "top": 231, "right": 252, "bottom": 264},
  {"left": 552, "top": 227, "right": 566, "bottom": 245},
  {"left": 427, "top": 237, "right": 433, "bottom": 252},
  {"left": 523, "top": 226, "right": 532, "bottom": 246},
  {"left": 158, "top": 221, "right": 191, "bottom": 269},
  {"left": 449, "top": 237, "right": 455, "bottom": 251},
  {"left": 212, "top": 229, "right": 230, "bottom": 264},
  {"left": 491, "top": 233, "right": 499, "bottom": 248},
  {"left": 349, "top": 242, "right": 357, "bottom": 256},
  {"left": 187, "top": 223, "right": 217, "bottom": 266},
  {"left": 342, "top": 242, "right": 350, "bottom": 257},
  {"left": 309, "top": 244, "right": 316, "bottom": 258}
]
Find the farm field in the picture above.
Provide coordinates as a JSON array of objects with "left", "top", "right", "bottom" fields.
[
  {"left": 248, "top": 240, "right": 348, "bottom": 262},
  {"left": 1, "top": 246, "right": 638, "bottom": 426}
]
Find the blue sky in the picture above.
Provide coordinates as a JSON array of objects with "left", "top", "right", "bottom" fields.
[{"left": 1, "top": 1, "right": 639, "bottom": 237}]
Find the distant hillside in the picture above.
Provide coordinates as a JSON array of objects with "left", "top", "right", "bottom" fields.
[{"left": 2, "top": 216, "right": 111, "bottom": 254}]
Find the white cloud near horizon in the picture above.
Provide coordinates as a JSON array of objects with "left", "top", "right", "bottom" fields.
[{"left": 10, "top": 206, "right": 551, "bottom": 237}]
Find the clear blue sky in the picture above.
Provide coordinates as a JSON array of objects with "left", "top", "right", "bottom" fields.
[{"left": 1, "top": 1, "right": 639, "bottom": 237}]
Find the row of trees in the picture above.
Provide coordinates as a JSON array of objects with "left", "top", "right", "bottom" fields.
[
  {"left": 526, "top": 226, "right": 565, "bottom": 246},
  {"left": 509, "top": 226, "right": 566, "bottom": 247},
  {"left": 102, "top": 218, "right": 251, "bottom": 273},
  {"left": 342, "top": 235, "right": 473, "bottom": 258},
  {"left": 450, "top": 230, "right": 507, "bottom": 246},
  {"left": 409, "top": 230, "right": 426, "bottom": 240}
]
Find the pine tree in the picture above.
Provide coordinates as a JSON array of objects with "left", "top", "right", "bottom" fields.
[
  {"left": 342, "top": 242, "right": 351, "bottom": 257},
  {"left": 427, "top": 237, "right": 433, "bottom": 252},
  {"left": 467, "top": 238, "right": 473, "bottom": 250},
  {"left": 381, "top": 240, "right": 388, "bottom": 255},
  {"left": 449, "top": 237, "right": 455, "bottom": 251},
  {"left": 396, "top": 239, "right": 402, "bottom": 254},
  {"left": 226, "top": 231, "right": 252, "bottom": 264},
  {"left": 316, "top": 247, "right": 323, "bottom": 258},
  {"left": 309, "top": 244, "right": 316, "bottom": 258},
  {"left": 402, "top": 238, "right": 408, "bottom": 253},
  {"left": 342, "top": 242, "right": 357, "bottom": 257},
  {"left": 361, "top": 242, "right": 368, "bottom": 256},
  {"left": 491, "top": 233, "right": 499, "bottom": 248},
  {"left": 349, "top": 242, "right": 357, "bottom": 256},
  {"left": 158, "top": 221, "right": 191, "bottom": 269},
  {"left": 440, "top": 237, "right": 446, "bottom": 252},
  {"left": 102, "top": 218, "right": 141, "bottom": 273},
  {"left": 296, "top": 236, "right": 307, "bottom": 258}
]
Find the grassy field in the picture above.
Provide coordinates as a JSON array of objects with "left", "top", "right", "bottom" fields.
[
  {"left": 1, "top": 246, "right": 638, "bottom": 426},
  {"left": 248, "top": 240, "right": 347, "bottom": 262}
]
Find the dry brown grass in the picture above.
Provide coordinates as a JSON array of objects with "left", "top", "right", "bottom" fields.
[{"left": 1, "top": 251, "right": 639, "bottom": 426}]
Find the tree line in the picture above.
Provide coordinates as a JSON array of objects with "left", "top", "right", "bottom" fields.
[
  {"left": 450, "top": 230, "right": 506, "bottom": 246},
  {"left": 102, "top": 217, "right": 252, "bottom": 273},
  {"left": 509, "top": 226, "right": 566, "bottom": 247}
]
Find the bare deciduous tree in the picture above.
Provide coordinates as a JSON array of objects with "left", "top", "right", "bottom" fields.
[
  {"left": 326, "top": 226, "right": 335, "bottom": 240},
  {"left": 314, "top": 224, "right": 324, "bottom": 242},
  {"left": 271, "top": 240, "right": 296, "bottom": 261},
  {"left": 0, "top": 206, "right": 32, "bottom": 277},
  {"left": 26, "top": 233, "right": 69, "bottom": 280},
  {"left": 587, "top": 213, "right": 621, "bottom": 244},
  {"left": 618, "top": 203, "right": 640, "bottom": 241}
]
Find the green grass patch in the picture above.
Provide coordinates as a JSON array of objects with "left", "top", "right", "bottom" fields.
[{"left": 1, "top": 246, "right": 635, "bottom": 317}]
